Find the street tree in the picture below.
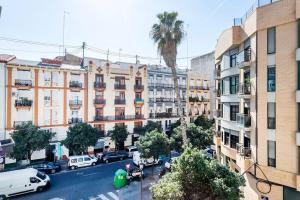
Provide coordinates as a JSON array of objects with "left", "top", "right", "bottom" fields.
[
  {"left": 109, "top": 124, "right": 128, "bottom": 151},
  {"left": 63, "top": 123, "right": 99, "bottom": 155},
  {"left": 150, "top": 12, "right": 187, "bottom": 145},
  {"left": 151, "top": 146, "right": 245, "bottom": 200},
  {"left": 10, "top": 122, "right": 55, "bottom": 163},
  {"left": 143, "top": 120, "right": 163, "bottom": 134},
  {"left": 194, "top": 115, "right": 214, "bottom": 130},
  {"left": 136, "top": 130, "right": 169, "bottom": 174},
  {"left": 171, "top": 123, "right": 213, "bottom": 152}
]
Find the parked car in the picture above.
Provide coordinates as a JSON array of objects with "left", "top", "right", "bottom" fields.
[
  {"left": 102, "top": 152, "right": 127, "bottom": 163},
  {"left": 28, "top": 162, "right": 61, "bottom": 174},
  {"left": 68, "top": 155, "right": 98, "bottom": 170},
  {"left": 126, "top": 166, "right": 144, "bottom": 181},
  {"left": 0, "top": 168, "right": 50, "bottom": 199},
  {"left": 132, "top": 151, "right": 159, "bottom": 166},
  {"left": 125, "top": 146, "right": 138, "bottom": 158}
]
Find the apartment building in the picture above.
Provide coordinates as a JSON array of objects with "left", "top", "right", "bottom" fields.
[
  {"left": 1, "top": 54, "right": 147, "bottom": 166},
  {"left": 147, "top": 65, "right": 187, "bottom": 132},
  {"left": 214, "top": 0, "right": 300, "bottom": 199},
  {"left": 190, "top": 52, "right": 215, "bottom": 120},
  {"left": 187, "top": 70, "right": 210, "bottom": 122}
]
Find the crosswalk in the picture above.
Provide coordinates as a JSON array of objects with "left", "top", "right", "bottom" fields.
[{"left": 88, "top": 191, "right": 119, "bottom": 200}]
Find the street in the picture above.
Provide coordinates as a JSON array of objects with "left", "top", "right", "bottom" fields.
[{"left": 11, "top": 159, "right": 159, "bottom": 200}]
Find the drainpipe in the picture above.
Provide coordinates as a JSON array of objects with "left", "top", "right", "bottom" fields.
[
  {"left": 3, "top": 63, "right": 6, "bottom": 140},
  {"left": 254, "top": 32, "right": 258, "bottom": 176}
]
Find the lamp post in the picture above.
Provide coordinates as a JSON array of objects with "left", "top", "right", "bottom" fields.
[{"left": 139, "top": 163, "right": 144, "bottom": 200}]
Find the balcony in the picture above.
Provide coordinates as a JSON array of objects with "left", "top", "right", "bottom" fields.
[
  {"left": 214, "top": 110, "right": 223, "bottom": 118},
  {"left": 236, "top": 143, "right": 251, "bottom": 159},
  {"left": 69, "top": 100, "right": 82, "bottom": 110},
  {"left": 68, "top": 118, "right": 83, "bottom": 124},
  {"left": 115, "top": 99, "right": 126, "bottom": 105},
  {"left": 94, "top": 82, "right": 106, "bottom": 90},
  {"left": 94, "top": 115, "right": 142, "bottom": 122},
  {"left": 114, "top": 84, "right": 126, "bottom": 90},
  {"left": 189, "top": 86, "right": 209, "bottom": 91},
  {"left": 237, "top": 48, "right": 251, "bottom": 68},
  {"left": 94, "top": 99, "right": 106, "bottom": 108},
  {"left": 133, "top": 127, "right": 144, "bottom": 135},
  {"left": 238, "top": 83, "right": 251, "bottom": 97},
  {"left": 236, "top": 113, "right": 251, "bottom": 128},
  {"left": 216, "top": 89, "right": 221, "bottom": 97},
  {"left": 213, "top": 131, "right": 221, "bottom": 146},
  {"left": 13, "top": 121, "right": 32, "bottom": 128},
  {"left": 135, "top": 114, "right": 144, "bottom": 119},
  {"left": 149, "top": 112, "right": 179, "bottom": 119},
  {"left": 69, "top": 81, "right": 82, "bottom": 92},
  {"left": 215, "top": 68, "right": 221, "bottom": 79},
  {"left": 134, "top": 84, "right": 144, "bottom": 91},
  {"left": 15, "top": 99, "right": 33, "bottom": 110},
  {"left": 15, "top": 79, "right": 32, "bottom": 90},
  {"left": 134, "top": 98, "right": 144, "bottom": 106}
]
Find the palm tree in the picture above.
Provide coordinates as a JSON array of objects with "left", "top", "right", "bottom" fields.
[{"left": 150, "top": 11, "right": 187, "bottom": 145}]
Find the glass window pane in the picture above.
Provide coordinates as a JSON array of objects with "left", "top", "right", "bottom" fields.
[{"left": 267, "top": 27, "right": 276, "bottom": 54}]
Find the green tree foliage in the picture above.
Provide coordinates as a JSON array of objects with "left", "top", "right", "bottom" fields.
[
  {"left": 10, "top": 122, "right": 55, "bottom": 162},
  {"left": 136, "top": 130, "right": 169, "bottom": 161},
  {"left": 62, "top": 123, "right": 100, "bottom": 155},
  {"left": 109, "top": 124, "right": 128, "bottom": 151},
  {"left": 171, "top": 123, "right": 213, "bottom": 152},
  {"left": 194, "top": 115, "right": 214, "bottom": 130},
  {"left": 151, "top": 146, "right": 245, "bottom": 200},
  {"left": 144, "top": 121, "right": 163, "bottom": 134}
]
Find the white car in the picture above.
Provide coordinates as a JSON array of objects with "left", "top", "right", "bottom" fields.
[
  {"left": 126, "top": 146, "right": 138, "bottom": 158},
  {"left": 132, "top": 151, "right": 158, "bottom": 166},
  {"left": 0, "top": 168, "right": 50, "bottom": 199},
  {"left": 68, "top": 155, "right": 98, "bottom": 170}
]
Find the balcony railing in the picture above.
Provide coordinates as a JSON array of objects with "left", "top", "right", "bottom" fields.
[
  {"left": 134, "top": 98, "right": 144, "bottom": 105},
  {"left": 13, "top": 121, "right": 32, "bottom": 128},
  {"left": 69, "top": 81, "right": 82, "bottom": 89},
  {"left": 114, "top": 84, "right": 126, "bottom": 90},
  {"left": 268, "top": 117, "right": 276, "bottom": 129},
  {"left": 149, "top": 112, "right": 180, "bottom": 119},
  {"left": 94, "top": 115, "right": 142, "bottom": 121},
  {"left": 189, "top": 86, "right": 209, "bottom": 90},
  {"left": 15, "top": 99, "right": 33, "bottom": 107},
  {"left": 94, "top": 99, "right": 106, "bottom": 105},
  {"left": 69, "top": 100, "right": 82, "bottom": 106},
  {"left": 237, "top": 48, "right": 251, "bottom": 66},
  {"left": 238, "top": 83, "right": 251, "bottom": 95},
  {"left": 94, "top": 82, "right": 106, "bottom": 90},
  {"left": 189, "top": 96, "right": 209, "bottom": 103},
  {"left": 236, "top": 143, "right": 251, "bottom": 159},
  {"left": 15, "top": 80, "right": 32, "bottom": 88},
  {"left": 134, "top": 84, "right": 144, "bottom": 90},
  {"left": 115, "top": 99, "right": 126, "bottom": 105},
  {"left": 236, "top": 113, "right": 251, "bottom": 128},
  {"left": 133, "top": 127, "right": 144, "bottom": 135},
  {"left": 135, "top": 114, "right": 144, "bottom": 119},
  {"left": 68, "top": 118, "right": 83, "bottom": 124}
]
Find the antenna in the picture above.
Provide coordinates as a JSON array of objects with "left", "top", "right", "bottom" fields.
[
  {"left": 62, "top": 11, "right": 70, "bottom": 56},
  {"left": 106, "top": 49, "right": 110, "bottom": 62}
]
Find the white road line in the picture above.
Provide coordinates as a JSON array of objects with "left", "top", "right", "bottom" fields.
[
  {"left": 82, "top": 172, "right": 97, "bottom": 176},
  {"left": 88, "top": 197, "right": 97, "bottom": 200},
  {"left": 97, "top": 194, "right": 110, "bottom": 200},
  {"left": 107, "top": 192, "right": 119, "bottom": 200},
  {"left": 49, "top": 198, "right": 64, "bottom": 200}
]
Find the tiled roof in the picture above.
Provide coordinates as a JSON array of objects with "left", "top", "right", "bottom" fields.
[{"left": 0, "top": 54, "right": 16, "bottom": 63}]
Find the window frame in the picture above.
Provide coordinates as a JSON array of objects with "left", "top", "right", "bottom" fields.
[
  {"left": 267, "top": 27, "right": 276, "bottom": 54},
  {"left": 267, "top": 140, "right": 276, "bottom": 167},
  {"left": 267, "top": 66, "right": 276, "bottom": 92}
]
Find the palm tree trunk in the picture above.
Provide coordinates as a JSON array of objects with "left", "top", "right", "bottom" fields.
[{"left": 170, "top": 66, "right": 187, "bottom": 145}]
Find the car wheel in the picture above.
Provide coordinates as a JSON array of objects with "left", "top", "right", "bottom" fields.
[
  {"left": 105, "top": 160, "right": 109, "bottom": 164},
  {"left": 92, "top": 162, "right": 96, "bottom": 166},
  {"left": 71, "top": 166, "right": 75, "bottom": 170},
  {"left": 0, "top": 195, "right": 7, "bottom": 200},
  {"left": 51, "top": 169, "right": 56, "bottom": 174},
  {"left": 37, "top": 186, "right": 44, "bottom": 192}
]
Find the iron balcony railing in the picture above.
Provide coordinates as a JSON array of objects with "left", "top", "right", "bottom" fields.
[
  {"left": 236, "top": 143, "right": 251, "bottom": 159},
  {"left": 15, "top": 99, "right": 33, "bottom": 107},
  {"left": 134, "top": 98, "right": 144, "bottom": 104},
  {"left": 238, "top": 83, "right": 251, "bottom": 95},
  {"left": 68, "top": 118, "right": 83, "bottom": 124},
  {"left": 237, "top": 48, "right": 251, "bottom": 66},
  {"left": 135, "top": 114, "right": 144, "bottom": 119},
  {"left": 189, "top": 86, "right": 209, "bottom": 90},
  {"left": 69, "top": 81, "right": 82, "bottom": 88},
  {"left": 114, "top": 84, "right": 126, "bottom": 90},
  {"left": 114, "top": 99, "right": 126, "bottom": 105},
  {"left": 94, "top": 115, "right": 142, "bottom": 121},
  {"left": 15, "top": 79, "right": 32, "bottom": 87},
  {"left": 94, "top": 82, "right": 106, "bottom": 89},
  {"left": 94, "top": 99, "right": 106, "bottom": 105},
  {"left": 13, "top": 121, "right": 32, "bottom": 128},
  {"left": 236, "top": 113, "right": 251, "bottom": 128},
  {"left": 69, "top": 100, "right": 82, "bottom": 106},
  {"left": 134, "top": 84, "right": 144, "bottom": 90}
]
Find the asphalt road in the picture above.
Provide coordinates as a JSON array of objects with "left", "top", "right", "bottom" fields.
[{"left": 11, "top": 159, "right": 151, "bottom": 200}]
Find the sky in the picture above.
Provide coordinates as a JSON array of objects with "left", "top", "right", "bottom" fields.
[{"left": 0, "top": 0, "right": 255, "bottom": 68}]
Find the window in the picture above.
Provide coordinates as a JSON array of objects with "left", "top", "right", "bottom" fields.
[
  {"left": 298, "top": 147, "right": 300, "bottom": 174},
  {"left": 135, "top": 77, "right": 142, "bottom": 85},
  {"left": 267, "top": 103, "right": 276, "bottom": 129},
  {"left": 84, "top": 157, "right": 91, "bottom": 161},
  {"left": 78, "top": 158, "right": 83, "bottom": 162},
  {"left": 230, "top": 135, "right": 239, "bottom": 149},
  {"left": 230, "top": 105, "right": 239, "bottom": 121},
  {"left": 95, "top": 74, "right": 103, "bottom": 83},
  {"left": 267, "top": 140, "right": 276, "bottom": 167},
  {"left": 230, "top": 76, "right": 239, "bottom": 94},
  {"left": 298, "top": 103, "right": 300, "bottom": 132},
  {"left": 221, "top": 80, "right": 224, "bottom": 95},
  {"left": 230, "top": 54, "right": 237, "bottom": 68},
  {"left": 267, "top": 27, "right": 276, "bottom": 54},
  {"left": 267, "top": 66, "right": 276, "bottom": 92},
  {"left": 224, "top": 132, "right": 230, "bottom": 145}
]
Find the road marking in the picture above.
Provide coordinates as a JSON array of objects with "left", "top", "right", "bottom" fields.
[
  {"left": 107, "top": 192, "right": 119, "bottom": 200},
  {"left": 82, "top": 172, "right": 97, "bottom": 176},
  {"left": 97, "top": 194, "right": 110, "bottom": 200},
  {"left": 49, "top": 198, "right": 64, "bottom": 200}
]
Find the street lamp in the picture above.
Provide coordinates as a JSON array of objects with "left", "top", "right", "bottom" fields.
[{"left": 139, "top": 163, "right": 144, "bottom": 200}]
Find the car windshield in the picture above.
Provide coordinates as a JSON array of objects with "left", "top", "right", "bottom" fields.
[{"left": 36, "top": 171, "right": 46, "bottom": 180}]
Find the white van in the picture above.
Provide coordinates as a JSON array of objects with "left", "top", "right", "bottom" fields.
[
  {"left": 126, "top": 146, "right": 138, "bottom": 158},
  {"left": 68, "top": 155, "right": 98, "bottom": 170},
  {"left": 0, "top": 168, "right": 50, "bottom": 199},
  {"left": 132, "top": 151, "right": 158, "bottom": 167}
]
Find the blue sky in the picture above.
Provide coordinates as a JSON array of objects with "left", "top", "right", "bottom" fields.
[{"left": 0, "top": 0, "right": 254, "bottom": 67}]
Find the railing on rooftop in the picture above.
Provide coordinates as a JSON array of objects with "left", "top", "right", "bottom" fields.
[{"left": 233, "top": 0, "right": 278, "bottom": 26}]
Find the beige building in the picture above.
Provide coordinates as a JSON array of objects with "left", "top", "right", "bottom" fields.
[
  {"left": 214, "top": 0, "right": 300, "bottom": 199},
  {"left": 1, "top": 54, "right": 147, "bottom": 165}
]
